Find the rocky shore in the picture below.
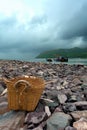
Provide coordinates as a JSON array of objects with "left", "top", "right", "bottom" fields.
[{"left": 0, "top": 60, "right": 87, "bottom": 130}]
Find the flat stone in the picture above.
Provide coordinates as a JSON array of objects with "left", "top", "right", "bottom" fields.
[
  {"left": 73, "top": 117, "right": 87, "bottom": 130},
  {"left": 47, "top": 112, "right": 72, "bottom": 130},
  {"left": 65, "top": 126, "right": 77, "bottom": 130},
  {"left": 73, "top": 101, "right": 87, "bottom": 110},
  {"left": 63, "top": 103, "right": 76, "bottom": 112},
  {"left": 0, "top": 95, "right": 9, "bottom": 114},
  {"left": 72, "top": 78, "right": 82, "bottom": 85},
  {"left": 0, "top": 111, "right": 25, "bottom": 130},
  {"left": 71, "top": 110, "right": 87, "bottom": 121}
]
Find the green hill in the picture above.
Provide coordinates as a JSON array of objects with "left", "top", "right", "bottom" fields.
[{"left": 36, "top": 47, "right": 87, "bottom": 58}]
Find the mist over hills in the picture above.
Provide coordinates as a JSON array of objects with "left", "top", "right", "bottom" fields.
[{"left": 36, "top": 47, "right": 87, "bottom": 58}]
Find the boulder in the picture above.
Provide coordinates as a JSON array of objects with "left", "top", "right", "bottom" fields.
[
  {"left": 0, "top": 111, "right": 25, "bottom": 130},
  {"left": 73, "top": 117, "right": 87, "bottom": 130},
  {"left": 47, "top": 112, "right": 72, "bottom": 130},
  {"left": 71, "top": 110, "right": 87, "bottom": 121}
]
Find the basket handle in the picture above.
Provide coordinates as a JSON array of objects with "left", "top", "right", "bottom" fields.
[{"left": 14, "top": 80, "right": 31, "bottom": 93}]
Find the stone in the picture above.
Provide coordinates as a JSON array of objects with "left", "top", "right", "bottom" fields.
[
  {"left": 63, "top": 103, "right": 76, "bottom": 112},
  {"left": 68, "top": 95, "right": 77, "bottom": 102},
  {"left": 71, "top": 110, "right": 87, "bottom": 121},
  {"left": 65, "top": 126, "right": 77, "bottom": 130},
  {"left": 72, "top": 78, "right": 82, "bottom": 85},
  {"left": 45, "top": 106, "right": 51, "bottom": 117},
  {"left": 31, "top": 112, "right": 46, "bottom": 124},
  {"left": 81, "top": 75, "right": 87, "bottom": 84},
  {"left": 57, "top": 93, "right": 67, "bottom": 104},
  {"left": 74, "top": 101, "right": 87, "bottom": 110},
  {"left": 0, "top": 95, "right": 9, "bottom": 114},
  {"left": 47, "top": 112, "right": 72, "bottom": 130},
  {"left": 0, "top": 111, "right": 25, "bottom": 130},
  {"left": 73, "top": 117, "right": 87, "bottom": 130},
  {"left": 0, "top": 84, "right": 4, "bottom": 94}
]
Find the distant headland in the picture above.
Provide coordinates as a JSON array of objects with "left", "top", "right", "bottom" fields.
[{"left": 36, "top": 47, "right": 87, "bottom": 58}]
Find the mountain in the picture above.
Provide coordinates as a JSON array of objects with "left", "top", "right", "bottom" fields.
[{"left": 36, "top": 47, "right": 87, "bottom": 58}]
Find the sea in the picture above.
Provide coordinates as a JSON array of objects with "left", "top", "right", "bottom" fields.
[{"left": 28, "top": 58, "right": 87, "bottom": 66}]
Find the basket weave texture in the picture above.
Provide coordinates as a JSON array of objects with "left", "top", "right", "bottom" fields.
[{"left": 6, "top": 76, "right": 45, "bottom": 111}]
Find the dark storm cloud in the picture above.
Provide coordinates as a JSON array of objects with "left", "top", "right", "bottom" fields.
[
  {"left": 0, "top": 0, "right": 87, "bottom": 60},
  {"left": 59, "top": 2, "right": 87, "bottom": 47}
]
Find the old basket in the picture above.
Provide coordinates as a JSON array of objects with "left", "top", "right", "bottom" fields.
[{"left": 5, "top": 76, "right": 45, "bottom": 111}]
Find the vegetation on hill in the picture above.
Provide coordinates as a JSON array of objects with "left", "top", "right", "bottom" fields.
[{"left": 36, "top": 47, "right": 87, "bottom": 58}]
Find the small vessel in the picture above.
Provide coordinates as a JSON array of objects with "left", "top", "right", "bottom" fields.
[
  {"left": 46, "top": 58, "right": 53, "bottom": 62},
  {"left": 54, "top": 56, "right": 68, "bottom": 62}
]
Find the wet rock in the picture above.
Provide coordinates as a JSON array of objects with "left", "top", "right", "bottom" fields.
[
  {"left": 47, "top": 112, "right": 72, "bottom": 130},
  {"left": 73, "top": 117, "right": 87, "bottom": 130},
  {"left": 71, "top": 110, "right": 87, "bottom": 121}
]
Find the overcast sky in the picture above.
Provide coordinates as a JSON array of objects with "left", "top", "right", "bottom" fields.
[{"left": 0, "top": 0, "right": 87, "bottom": 60}]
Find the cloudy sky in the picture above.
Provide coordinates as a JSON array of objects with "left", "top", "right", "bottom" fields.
[{"left": 0, "top": 0, "right": 87, "bottom": 60}]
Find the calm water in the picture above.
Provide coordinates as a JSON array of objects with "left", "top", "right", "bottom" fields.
[{"left": 28, "top": 58, "right": 87, "bottom": 66}]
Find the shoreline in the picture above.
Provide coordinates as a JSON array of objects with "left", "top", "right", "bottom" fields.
[{"left": 0, "top": 60, "right": 87, "bottom": 129}]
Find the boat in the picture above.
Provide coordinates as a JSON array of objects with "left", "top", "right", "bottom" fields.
[
  {"left": 46, "top": 58, "right": 53, "bottom": 62},
  {"left": 54, "top": 56, "right": 68, "bottom": 62}
]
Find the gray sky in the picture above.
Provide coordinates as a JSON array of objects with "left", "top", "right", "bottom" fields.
[{"left": 0, "top": 0, "right": 87, "bottom": 60}]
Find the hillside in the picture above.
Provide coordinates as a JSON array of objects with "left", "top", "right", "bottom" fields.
[{"left": 36, "top": 47, "right": 87, "bottom": 58}]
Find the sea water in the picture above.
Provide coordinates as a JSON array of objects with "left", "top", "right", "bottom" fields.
[{"left": 28, "top": 58, "right": 87, "bottom": 66}]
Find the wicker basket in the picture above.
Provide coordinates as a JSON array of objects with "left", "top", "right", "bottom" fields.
[{"left": 5, "top": 76, "right": 45, "bottom": 111}]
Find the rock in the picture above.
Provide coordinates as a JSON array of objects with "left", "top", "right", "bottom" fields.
[
  {"left": 0, "top": 111, "right": 25, "bottom": 130},
  {"left": 0, "top": 101, "right": 9, "bottom": 114},
  {"left": 57, "top": 93, "right": 67, "bottom": 104},
  {"left": 0, "top": 84, "right": 4, "bottom": 94},
  {"left": 45, "top": 106, "right": 51, "bottom": 117},
  {"left": 31, "top": 112, "right": 46, "bottom": 124},
  {"left": 71, "top": 110, "right": 87, "bottom": 121},
  {"left": 25, "top": 111, "right": 47, "bottom": 129},
  {"left": 54, "top": 107, "right": 63, "bottom": 112},
  {"left": 32, "top": 126, "right": 43, "bottom": 130},
  {"left": 81, "top": 75, "right": 87, "bottom": 84},
  {"left": 41, "top": 98, "right": 59, "bottom": 107},
  {"left": 68, "top": 95, "right": 77, "bottom": 102},
  {"left": 63, "top": 103, "right": 76, "bottom": 112},
  {"left": 47, "top": 112, "right": 72, "bottom": 130},
  {"left": 74, "top": 101, "right": 87, "bottom": 110},
  {"left": 65, "top": 126, "right": 77, "bottom": 130},
  {"left": 37, "top": 70, "right": 44, "bottom": 76},
  {"left": 22, "top": 65, "right": 29, "bottom": 69},
  {"left": 0, "top": 60, "right": 87, "bottom": 129},
  {"left": 72, "top": 78, "right": 82, "bottom": 86},
  {"left": 0, "top": 95, "right": 9, "bottom": 114},
  {"left": 73, "top": 117, "right": 87, "bottom": 130}
]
